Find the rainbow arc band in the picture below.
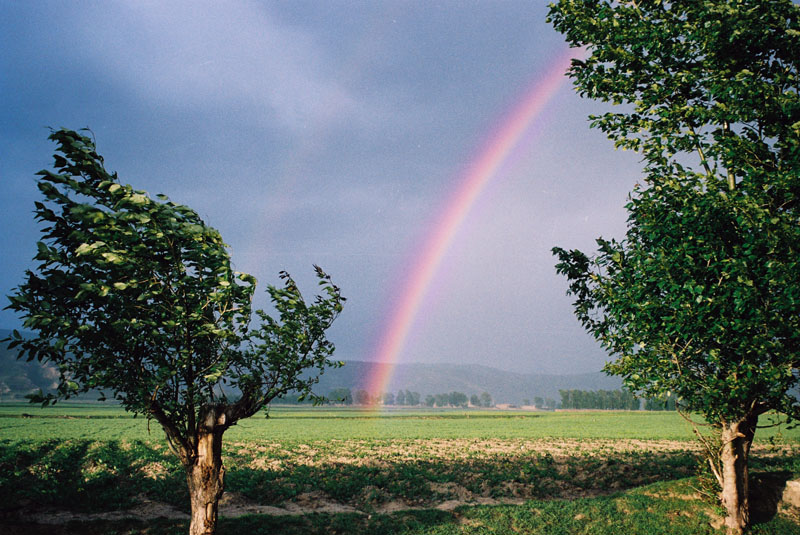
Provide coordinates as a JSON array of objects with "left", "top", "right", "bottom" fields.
[{"left": 365, "top": 48, "right": 582, "bottom": 407}]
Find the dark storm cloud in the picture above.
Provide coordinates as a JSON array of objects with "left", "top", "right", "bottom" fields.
[{"left": 0, "top": 1, "right": 642, "bottom": 374}]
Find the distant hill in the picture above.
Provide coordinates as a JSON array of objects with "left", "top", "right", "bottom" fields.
[
  {"left": 313, "top": 360, "right": 621, "bottom": 405},
  {"left": 1, "top": 328, "right": 620, "bottom": 404}
]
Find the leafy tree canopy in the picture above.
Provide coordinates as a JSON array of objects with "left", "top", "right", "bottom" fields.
[
  {"left": 548, "top": 4, "right": 800, "bottom": 528},
  {"left": 550, "top": 4, "right": 800, "bottom": 534},
  {"left": 549, "top": 0, "right": 800, "bottom": 426},
  {"left": 5, "top": 128, "right": 345, "bottom": 456}
]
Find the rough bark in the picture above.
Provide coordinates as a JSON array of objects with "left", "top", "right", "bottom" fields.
[
  {"left": 719, "top": 414, "right": 757, "bottom": 535},
  {"left": 186, "top": 407, "right": 228, "bottom": 535}
]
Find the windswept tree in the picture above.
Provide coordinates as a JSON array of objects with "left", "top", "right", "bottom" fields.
[
  {"left": 4, "top": 129, "right": 345, "bottom": 535},
  {"left": 549, "top": 1, "right": 800, "bottom": 532}
]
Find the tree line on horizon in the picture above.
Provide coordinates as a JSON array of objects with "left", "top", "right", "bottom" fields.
[
  {"left": 559, "top": 389, "right": 639, "bottom": 410},
  {"left": 559, "top": 389, "right": 679, "bottom": 411},
  {"left": 322, "top": 388, "right": 493, "bottom": 408},
  {"left": 277, "top": 386, "right": 680, "bottom": 411}
]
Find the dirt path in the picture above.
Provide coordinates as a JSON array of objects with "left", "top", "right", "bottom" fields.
[
  {"left": 7, "top": 490, "right": 536, "bottom": 525},
  {"left": 9, "top": 479, "right": 800, "bottom": 526}
]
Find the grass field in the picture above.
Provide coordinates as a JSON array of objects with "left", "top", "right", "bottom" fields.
[{"left": 3, "top": 404, "right": 800, "bottom": 534}]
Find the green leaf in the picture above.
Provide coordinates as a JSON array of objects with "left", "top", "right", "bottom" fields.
[
  {"left": 76, "top": 244, "right": 93, "bottom": 257},
  {"left": 128, "top": 193, "right": 148, "bottom": 205}
]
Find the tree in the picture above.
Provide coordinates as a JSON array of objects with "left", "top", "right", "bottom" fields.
[
  {"left": 383, "top": 391, "right": 395, "bottom": 405},
  {"left": 354, "top": 389, "right": 371, "bottom": 405},
  {"left": 424, "top": 394, "right": 435, "bottom": 407},
  {"left": 549, "top": 1, "right": 800, "bottom": 531},
  {"left": 448, "top": 391, "right": 468, "bottom": 408},
  {"left": 559, "top": 389, "right": 572, "bottom": 410},
  {"left": 395, "top": 389, "right": 406, "bottom": 406},
  {"left": 328, "top": 387, "right": 352, "bottom": 405},
  {"left": 480, "top": 391, "right": 492, "bottom": 408},
  {"left": 470, "top": 394, "right": 480, "bottom": 407},
  {"left": 645, "top": 394, "right": 677, "bottom": 412},
  {"left": 406, "top": 389, "right": 420, "bottom": 406},
  {"left": 3, "top": 129, "right": 345, "bottom": 535}
]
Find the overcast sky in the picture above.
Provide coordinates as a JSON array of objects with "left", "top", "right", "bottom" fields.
[{"left": 0, "top": 1, "right": 645, "bottom": 374}]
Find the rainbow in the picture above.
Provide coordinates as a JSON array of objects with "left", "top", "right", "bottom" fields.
[{"left": 364, "top": 48, "right": 579, "bottom": 406}]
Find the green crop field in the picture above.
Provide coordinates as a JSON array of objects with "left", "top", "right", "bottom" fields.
[{"left": 3, "top": 404, "right": 800, "bottom": 534}]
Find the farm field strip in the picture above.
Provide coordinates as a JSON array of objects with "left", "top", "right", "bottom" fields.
[
  {"left": 2, "top": 435, "right": 705, "bottom": 514},
  {"left": 3, "top": 405, "right": 800, "bottom": 442},
  {"left": 3, "top": 406, "right": 800, "bottom": 533}
]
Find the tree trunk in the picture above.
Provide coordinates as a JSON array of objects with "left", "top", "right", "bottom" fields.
[
  {"left": 719, "top": 414, "right": 757, "bottom": 535},
  {"left": 186, "top": 428, "right": 225, "bottom": 535}
]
